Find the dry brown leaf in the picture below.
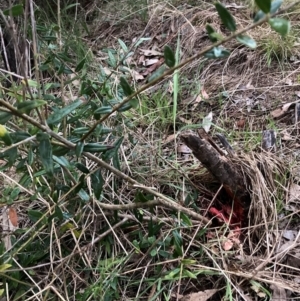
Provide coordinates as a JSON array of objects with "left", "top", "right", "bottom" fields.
[
  {"left": 288, "top": 183, "right": 300, "bottom": 202},
  {"left": 236, "top": 119, "right": 245, "bottom": 128},
  {"left": 281, "top": 130, "right": 293, "bottom": 141},
  {"left": 271, "top": 102, "right": 295, "bottom": 118},
  {"left": 130, "top": 70, "right": 144, "bottom": 81},
  {"left": 178, "top": 289, "right": 218, "bottom": 301},
  {"left": 270, "top": 284, "right": 287, "bottom": 301},
  {"left": 163, "top": 134, "right": 176, "bottom": 144},
  {"left": 139, "top": 49, "right": 162, "bottom": 56},
  {"left": 8, "top": 207, "right": 18, "bottom": 227},
  {"left": 143, "top": 58, "right": 159, "bottom": 66}
]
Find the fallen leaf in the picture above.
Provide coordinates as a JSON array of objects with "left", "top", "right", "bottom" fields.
[
  {"left": 288, "top": 183, "right": 300, "bottom": 202},
  {"left": 202, "top": 112, "right": 213, "bottom": 133},
  {"left": 271, "top": 102, "right": 296, "bottom": 118},
  {"left": 222, "top": 239, "right": 233, "bottom": 251},
  {"left": 270, "top": 284, "right": 287, "bottom": 301},
  {"left": 236, "top": 119, "right": 245, "bottom": 128},
  {"left": 143, "top": 58, "right": 159, "bottom": 66},
  {"left": 139, "top": 49, "right": 162, "bottom": 56},
  {"left": 282, "top": 230, "right": 298, "bottom": 241},
  {"left": 285, "top": 78, "right": 292, "bottom": 85},
  {"left": 8, "top": 207, "right": 18, "bottom": 227}
]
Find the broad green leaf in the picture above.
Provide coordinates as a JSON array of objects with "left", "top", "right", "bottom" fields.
[
  {"left": 129, "top": 98, "right": 139, "bottom": 108},
  {"left": 269, "top": 18, "right": 290, "bottom": 36},
  {"left": 17, "top": 100, "right": 47, "bottom": 114},
  {"left": 78, "top": 189, "right": 90, "bottom": 202},
  {"left": 11, "top": 131, "right": 31, "bottom": 143},
  {"left": 52, "top": 145, "right": 70, "bottom": 156},
  {"left": 75, "top": 162, "right": 89, "bottom": 174},
  {"left": 215, "top": 2, "right": 236, "bottom": 32},
  {"left": 0, "top": 111, "right": 12, "bottom": 124},
  {"left": 254, "top": 0, "right": 282, "bottom": 22},
  {"left": 54, "top": 206, "right": 64, "bottom": 221},
  {"left": 91, "top": 169, "right": 103, "bottom": 199},
  {"left": 255, "top": 0, "right": 271, "bottom": 13},
  {"left": 3, "top": 4, "right": 23, "bottom": 16},
  {"left": 204, "top": 47, "right": 230, "bottom": 59},
  {"left": 28, "top": 209, "right": 47, "bottom": 223},
  {"left": 120, "top": 77, "right": 133, "bottom": 96},
  {"left": 83, "top": 143, "right": 114, "bottom": 153},
  {"left": 47, "top": 99, "right": 83, "bottom": 125},
  {"left": 6, "top": 147, "right": 17, "bottom": 166},
  {"left": 237, "top": 35, "right": 257, "bottom": 49},
  {"left": 36, "top": 133, "right": 53, "bottom": 176},
  {"left": 206, "top": 24, "right": 218, "bottom": 42},
  {"left": 53, "top": 156, "right": 72, "bottom": 169},
  {"left": 164, "top": 45, "right": 176, "bottom": 67}
]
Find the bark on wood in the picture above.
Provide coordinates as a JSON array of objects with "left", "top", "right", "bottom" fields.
[{"left": 181, "top": 132, "right": 248, "bottom": 199}]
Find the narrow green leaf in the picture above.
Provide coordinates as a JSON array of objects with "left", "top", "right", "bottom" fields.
[
  {"left": 269, "top": 18, "right": 290, "bottom": 36},
  {"left": 255, "top": 0, "right": 271, "bottom": 13},
  {"left": 53, "top": 156, "right": 72, "bottom": 169},
  {"left": 206, "top": 24, "right": 218, "bottom": 42},
  {"left": 47, "top": 99, "right": 83, "bottom": 125},
  {"left": 3, "top": 4, "right": 23, "bottom": 16},
  {"left": 117, "top": 102, "right": 132, "bottom": 112},
  {"left": 0, "top": 264, "right": 12, "bottom": 272},
  {"left": 73, "top": 127, "right": 90, "bottom": 135},
  {"left": 75, "top": 57, "right": 86, "bottom": 72},
  {"left": 236, "top": 35, "right": 257, "bottom": 49},
  {"left": 164, "top": 45, "right": 176, "bottom": 67},
  {"left": 91, "top": 169, "right": 103, "bottom": 199},
  {"left": 36, "top": 133, "right": 53, "bottom": 176},
  {"left": 120, "top": 77, "right": 133, "bottom": 96},
  {"left": 147, "top": 65, "right": 166, "bottom": 83},
  {"left": 93, "top": 106, "right": 113, "bottom": 116},
  {"left": 183, "top": 269, "right": 197, "bottom": 279},
  {"left": 83, "top": 143, "right": 114, "bottom": 153},
  {"left": 215, "top": 2, "right": 236, "bottom": 32},
  {"left": 17, "top": 100, "right": 47, "bottom": 114},
  {"left": 172, "top": 230, "right": 183, "bottom": 256},
  {"left": 118, "top": 39, "right": 128, "bottom": 52},
  {"left": 75, "top": 141, "right": 84, "bottom": 157}
]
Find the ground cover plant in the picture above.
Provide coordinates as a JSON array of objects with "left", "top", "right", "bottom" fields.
[{"left": 1, "top": 0, "right": 300, "bottom": 300}]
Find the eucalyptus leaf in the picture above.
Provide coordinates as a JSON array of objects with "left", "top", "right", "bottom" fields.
[
  {"left": 269, "top": 18, "right": 290, "bottom": 36},
  {"left": 47, "top": 99, "right": 83, "bottom": 125},
  {"left": 237, "top": 35, "right": 257, "bottom": 49},
  {"left": 215, "top": 2, "right": 236, "bottom": 32}
]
